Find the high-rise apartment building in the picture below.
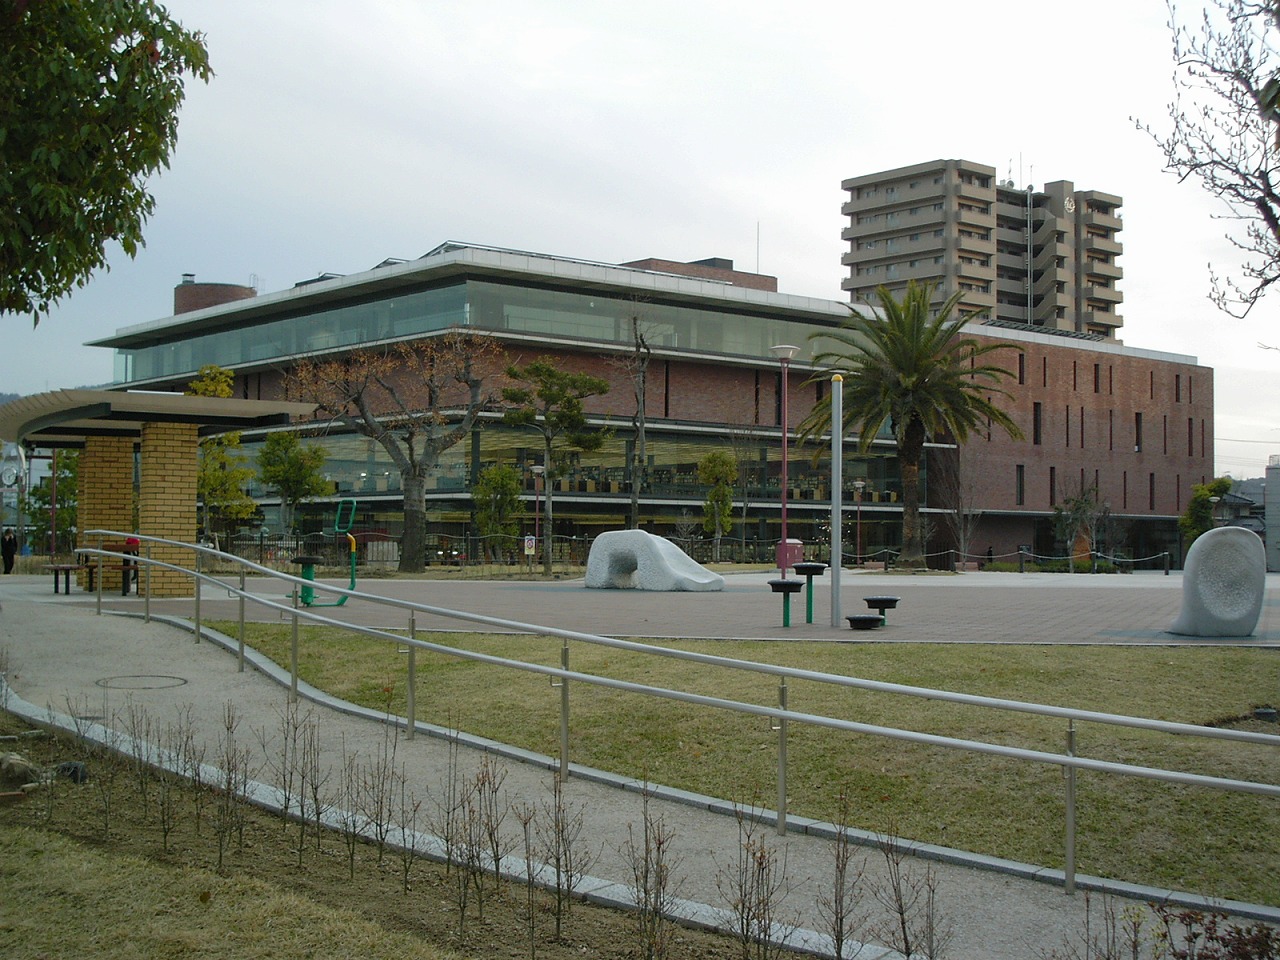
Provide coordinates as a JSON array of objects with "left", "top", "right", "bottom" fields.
[{"left": 841, "top": 159, "right": 1124, "bottom": 339}]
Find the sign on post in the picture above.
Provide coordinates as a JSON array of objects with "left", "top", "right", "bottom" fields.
[{"left": 524, "top": 535, "right": 537, "bottom": 556}]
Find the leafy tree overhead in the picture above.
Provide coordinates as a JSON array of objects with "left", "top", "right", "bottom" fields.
[
  {"left": 800, "top": 281, "right": 1022, "bottom": 570},
  {"left": 1143, "top": 0, "right": 1280, "bottom": 316},
  {"left": 1, "top": 1, "right": 212, "bottom": 321},
  {"left": 289, "top": 334, "right": 502, "bottom": 574},
  {"left": 502, "top": 358, "right": 610, "bottom": 575},
  {"left": 256, "top": 432, "right": 328, "bottom": 534},
  {"left": 697, "top": 450, "right": 736, "bottom": 562}
]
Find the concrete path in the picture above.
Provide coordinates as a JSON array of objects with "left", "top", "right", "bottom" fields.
[{"left": 1, "top": 569, "right": 1277, "bottom": 959}]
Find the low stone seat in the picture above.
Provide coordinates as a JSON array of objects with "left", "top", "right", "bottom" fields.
[
  {"left": 846, "top": 614, "right": 883, "bottom": 630},
  {"left": 585, "top": 530, "right": 724, "bottom": 591}
]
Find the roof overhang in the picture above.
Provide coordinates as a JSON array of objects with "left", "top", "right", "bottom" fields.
[{"left": 0, "top": 389, "right": 318, "bottom": 449}]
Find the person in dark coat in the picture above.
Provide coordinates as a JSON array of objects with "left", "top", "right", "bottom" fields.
[{"left": 1, "top": 528, "right": 17, "bottom": 574}]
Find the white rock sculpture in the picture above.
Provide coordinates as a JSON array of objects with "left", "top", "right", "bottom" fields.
[
  {"left": 1169, "top": 526, "right": 1266, "bottom": 637},
  {"left": 585, "top": 530, "right": 725, "bottom": 592}
]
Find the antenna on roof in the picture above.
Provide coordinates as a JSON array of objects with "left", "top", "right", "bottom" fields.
[{"left": 756, "top": 221, "right": 760, "bottom": 274}]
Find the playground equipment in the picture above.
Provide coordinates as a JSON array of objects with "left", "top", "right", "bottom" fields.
[{"left": 290, "top": 499, "right": 358, "bottom": 607}]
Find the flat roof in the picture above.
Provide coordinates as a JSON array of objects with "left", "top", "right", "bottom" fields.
[{"left": 0, "top": 389, "right": 318, "bottom": 448}]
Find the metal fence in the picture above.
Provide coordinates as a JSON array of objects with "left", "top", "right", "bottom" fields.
[{"left": 83, "top": 530, "right": 1280, "bottom": 899}]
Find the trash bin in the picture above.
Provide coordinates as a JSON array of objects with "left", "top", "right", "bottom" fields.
[{"left": 776, "top": 538, "right": 803, "bottom": 570}]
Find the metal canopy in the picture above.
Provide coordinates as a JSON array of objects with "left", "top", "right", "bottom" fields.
[{"left": 0, "top": 389, "right": 318, "bottom": 449}]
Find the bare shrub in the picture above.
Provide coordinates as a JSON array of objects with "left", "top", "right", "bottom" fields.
[
  {"left": 537, "top": 774, "right": 595, "bottom": 941},
  {"left": 816, "top": 792, "right": 868, "bottom": 960},
  {"left": 870, "top": 829, "right": 952, "bottom": 959},
  {"left": 622, "top": 786, "right": 681, "bottom": 960},
  {"left": 716, "top": 805, "right": 796, "bottom": 960}
]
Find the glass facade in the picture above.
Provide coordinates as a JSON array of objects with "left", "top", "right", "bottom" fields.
[
  {"left": 114, "top": 279, "right": 842, "bottom": 385},
  {"left": 244, "top": 422, "right": 909, "bottom": 554}
]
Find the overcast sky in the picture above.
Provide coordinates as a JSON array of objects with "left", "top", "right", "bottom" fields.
[{"left": 9, "top": 0, "right": 1279, "bottom": 477}]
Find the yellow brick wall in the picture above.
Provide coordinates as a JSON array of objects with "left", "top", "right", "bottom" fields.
[
  {"left": 138, "top": 422, "right": 198, "bottom": 597},
  {"left": 77, "top": 436, "right": 135, "bottom": 591}
]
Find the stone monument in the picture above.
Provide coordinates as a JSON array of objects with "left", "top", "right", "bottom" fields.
[
  {"left": 1169, "top": 526, "right": 1266, "bottom": 637},
  {"left": 585, "top": 530, "right": 725, "bottom": 592}
]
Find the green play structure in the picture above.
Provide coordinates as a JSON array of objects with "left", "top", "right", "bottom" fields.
[{"left": 290, "top": 499, "right": 357, "bottom": 607}]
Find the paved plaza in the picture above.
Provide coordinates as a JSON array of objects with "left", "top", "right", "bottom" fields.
[{"left": 1, "top": 569, "right": 1277, "bottom": 959}]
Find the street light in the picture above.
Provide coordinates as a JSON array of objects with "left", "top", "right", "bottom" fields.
[
  {"left": 770, "top": 344, "right": 800, "bottom": 577},
  {"left": 530, "top": 464, "right": 546, "bottom": 572},
  {"left": 854, "top": 478, "right": 866, "bottom": 566}
]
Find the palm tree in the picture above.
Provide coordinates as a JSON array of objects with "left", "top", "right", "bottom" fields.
[{"left": 801, "top": 281, "right": 1022, "bottom": 569}]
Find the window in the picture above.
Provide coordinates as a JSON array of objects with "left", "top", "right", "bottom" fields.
[
  {"left": 1072, "top": 361, "right": 1077, "bottom": 390},
  {"left": 1093, "top": 363, "right": 1100, "bottom": 393},
  {"left": 1149, "top": 473, "right": 1156, "bottom": 511},
  {"left": 1018, "top": 354, "right": 1025, "bottom": 384},
  {"left": 1188, "top": 417, "right": 1194, "bottom": 456},
  {"left": 1134, "top": 412, "right": 1143, "bottom": 452},
  {"left": 1033, "top": 402, "right": 1042, "bottom": 445},
  {"left": 1049, "top": 466, "right": 1056, "bottom": 505},
  {"left": 1175, "top": 373, "right": 1181, "bottom": 402},
  {"left": 1016, "top": 464, "right": 1025, "bottom": 505}
]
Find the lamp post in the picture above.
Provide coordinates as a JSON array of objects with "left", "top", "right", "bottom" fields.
[
  {"left": 854, "top": 478, "right": 866, "bottom": 566},
  {"left": 531, "top": 464, "right": 546, "bottom": 572},
  {"left": 770, "top": 344, "right": 800, "bottom": 577},
  {"left": 1208, "top": 495, "right": 1222, "bottom": 530},
  {"left": 531, "top": 464, "right": 545, "bottom": 539}
]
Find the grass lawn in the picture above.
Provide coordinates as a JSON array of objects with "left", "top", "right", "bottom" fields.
[{"left": 210, "top": 621, "right": 1280, "bottom": 906}]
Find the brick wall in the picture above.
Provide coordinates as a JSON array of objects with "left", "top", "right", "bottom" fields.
[
  {"left": 77, "top": 436, "right": 136, "bottom": 591},
  {"left": 139, "top": 422, "right": 198, "bottom": 597}
]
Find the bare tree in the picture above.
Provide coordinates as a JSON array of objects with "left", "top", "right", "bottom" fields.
[
  {"left": 290, "top": 333, "right": 503, "bottom": 573},
  {"left": 930, "top": 446, "right": 984, "bottom": 570},
  {"left": 608, "top": 298, "right": 654, "bottom": 529},
  {"left": 1141, "top": 0, "right": 1280, "bottom": 316}
]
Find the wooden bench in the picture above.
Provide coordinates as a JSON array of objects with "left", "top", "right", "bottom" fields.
[
  {"left": 79, "top": 541, "right": 139, "bottom": 596},
  {"left": 43, "top": 563, "right": 85, "bottom": 595}
]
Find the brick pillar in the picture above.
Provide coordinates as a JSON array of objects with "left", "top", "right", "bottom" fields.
[
  {"left": 138, "top": 422, "right": 198, "bottom": 597},
  {"left": 77, "top": 436, "right": 135, "bottom": 591}
]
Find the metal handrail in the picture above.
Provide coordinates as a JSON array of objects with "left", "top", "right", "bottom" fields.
[{"left": 84, "top": 530, "right": 1280, "bottom": 895}]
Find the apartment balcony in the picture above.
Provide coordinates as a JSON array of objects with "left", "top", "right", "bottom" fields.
[
  {"left": 1084, "top": 258, "right": 1123, "bottom": 281},
  {"left": 956, "top": 203, "right": 992, "bottom": 227},
  {"left": 996, "top": 225, "right": 1028, "bottom": 248},
  {"left": 955, "top": 178, "right": 995, "bottom": 202},
  {"left": 1082, "top": 209, "right": 1122, "bottom": 232},
  {"left": 1083, "top": 234, "right": 1122, "bottom": 256},
  {"left": 1080, "top": 310, "right": 1123, "bottom": 334},
  {"left": 1084, "top": 285, "right": 1124, "bottom": 305},
  {"left": 996, "top": 251, "right": 1029, "bottom": 275}
]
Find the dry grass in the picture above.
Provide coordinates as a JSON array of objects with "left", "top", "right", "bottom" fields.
[
  {"left": 213, "top": 622, "right": 1280, "bottom": 906},
  {"left": 0, "top": 825, "right": 462, "bottom": 960}
]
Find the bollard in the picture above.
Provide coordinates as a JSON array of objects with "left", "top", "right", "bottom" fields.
[
  {"left": 793, "top": 562, "right": 827, "bottom": 625},
  {"left": 768, "top": 579, "right": 803, "bottom": 627}
]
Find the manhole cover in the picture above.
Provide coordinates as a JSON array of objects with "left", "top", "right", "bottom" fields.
[{"left": 95, "top": 675, "right": 188, "bottom": 690}]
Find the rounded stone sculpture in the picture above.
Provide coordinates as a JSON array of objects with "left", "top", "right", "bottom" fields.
[
  {"left": 585, "top": 530, "right": 725, "bottom": 591},
  {"left": 1169, "top": 526, "right": 1266, "bottom": 637}
]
